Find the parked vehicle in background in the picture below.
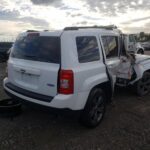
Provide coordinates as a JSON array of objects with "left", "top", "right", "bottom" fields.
[
  {"left": 136, "top": 42, "right": 145, "bottom": 54},
  {"left": 126, "top": 34, "right": 144, "bottom": 54},
  {"left": 141, "top": 41, "right": 150, "bottom": 50},
  {"left": 3, "top": 26, "right": 150, "bottom": 128},
  {"left": 0, "top": 42, "right": 13, "bottom": 62}
]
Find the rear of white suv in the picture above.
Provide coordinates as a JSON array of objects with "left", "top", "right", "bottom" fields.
[
  {"left": 3, "top": 29, "right": 110, "bottom": 127},
  {"left": 4, "top": 32, "right": 61, "bottom": 101},
  {"left": 3, "top": 31, "right": 90, "bottom": 109}
]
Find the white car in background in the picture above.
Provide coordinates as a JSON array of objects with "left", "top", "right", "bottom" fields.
[
  {"left": 141, "top": 41, "right": 150, "bottom": 50},
  {"left": 136, "top": 42, "right": 144, "bottom": 54},
  {"left": 126, "top": 34, "right": 144, "bottom": 54}
]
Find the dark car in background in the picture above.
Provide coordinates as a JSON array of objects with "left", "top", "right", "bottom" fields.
[
  {"left": 141, "top": 41, "right": 150, "bottom": 50},
  {"left": 0, "top": 42, "right": 13, "bottom": 62}
]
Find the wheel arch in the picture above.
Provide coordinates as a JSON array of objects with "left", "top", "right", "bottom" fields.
[
  {"left": 137, "top": 48, "right": 144, "bottom": 54},
  {"left": 130, "top": 67, "right": 150, "bottom": 85},
  {"left": 87, "top": 81, "right": 112, "bottom": 104},
  {"left": 145, "top": 69, "right": 150, "bottom": 73}
]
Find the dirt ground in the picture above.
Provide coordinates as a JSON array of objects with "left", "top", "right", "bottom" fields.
[{"left": 0, "top": 52, "right": 150, "bottom": 150}]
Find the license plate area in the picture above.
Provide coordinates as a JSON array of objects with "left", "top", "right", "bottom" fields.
[{"left": 14, "top": 71, "right": 39, "bottom": 89}]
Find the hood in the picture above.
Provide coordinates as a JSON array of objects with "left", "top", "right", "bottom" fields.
[{"left": 135, "top": 54, "right": 150, "bottom": 65}]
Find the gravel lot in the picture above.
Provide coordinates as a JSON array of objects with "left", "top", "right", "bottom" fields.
[{"left": 0, "top": 52, "right": 150, "bottom": 150}]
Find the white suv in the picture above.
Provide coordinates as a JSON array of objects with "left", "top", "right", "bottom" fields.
[
  {"left": 125, "top": 34, "right": 144, "bottom": 54},
  {"left": 3, "top": 26, "right": 150, "bottom": 127}
]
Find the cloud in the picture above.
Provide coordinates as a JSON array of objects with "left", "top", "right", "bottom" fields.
[
  {"left": 0, "top": 20, "right": 32, "bottom": 41},
  {"left": 84, "top": 0, "right": 150, "bottom": 16},
  {"left": 122, "top": 26, "right": 150, "bottom": 33},
  {"left": 19, "top": 17, "right": 49, "bottom": 28},
  {"left": 76, "top": 21, "right": 88, "bottom": 25},
  {"left": 82, "top": 16, "right": 104, "bottom": 21},
  {"left": 121, "top": 16, "right": 150, "bottom": 24},
  {"left": 60, "top": 6, "right": 80, "bottom": 11},
  {"left": 0, "top": 0, "right": 150, "bottom": 37},
  {"left": 0, "top": 9, "right": 19, "bottom": 20},
  {"left": 121, "top": 20, "right": 150, "bottom": 33},
  {"left": 69, "top": 13, "right": 82, "bottom": 17},
  {"left": 0, "top": 9, "right": 49, "bottom": 28},
  {"left": 30, "top": 0, "right": 62, "bottom": 7}
]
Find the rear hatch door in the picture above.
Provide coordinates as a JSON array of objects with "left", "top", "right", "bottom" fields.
[{"left": 8, "top": 32, "right": 61, "bottom": 97}]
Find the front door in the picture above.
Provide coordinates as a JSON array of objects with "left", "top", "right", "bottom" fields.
[{"left": 100, "top": 35, "right": 121, "bottom": 92}]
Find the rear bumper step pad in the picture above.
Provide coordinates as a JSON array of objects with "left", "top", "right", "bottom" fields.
[{"left": 5, "top": 82, "right": 53, "bottom": 103}]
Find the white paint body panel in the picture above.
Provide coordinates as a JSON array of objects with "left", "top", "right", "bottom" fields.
[
  {"left": 7, "top": 58, "right": 60, "bottom": 97},
  {"left": 6, "top": 29, "right": 150, "bottom": 110},
  {"left": 130, "top": 54, "right": 150, "bottom": 84},
  {"left": 4, "top": 29, "right": 111, "bottom": 110}
]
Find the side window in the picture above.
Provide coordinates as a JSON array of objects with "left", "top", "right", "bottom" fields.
[
  {"left": 129, "top": 35, "right": 136, "bottom": 42},
  {"left": 76, "top": 36, "right": 100, "bottom": 63},
  {"left": 101, "top": 36, "right": 118, "bottom": 58}
]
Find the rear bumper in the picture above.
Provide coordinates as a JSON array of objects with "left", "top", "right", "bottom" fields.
[
  {"left": 5, "top": 82, "right": 53, "bottom": 103},
  {"left": 3, "top": 78, "right": 89, "bottom": 110},
  {"left": 4, "top": 90, "right": 81, "bottom": 116}
]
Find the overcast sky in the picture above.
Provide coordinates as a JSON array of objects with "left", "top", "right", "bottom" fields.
[{"left": 0, "top": 0, "right": 150, "bottom": 40}]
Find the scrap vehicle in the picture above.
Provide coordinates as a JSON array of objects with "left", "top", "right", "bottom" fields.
[
  {"left": 3, "top": 26, "right": 150, "bottom": 127},
  {"left": 125, "top": 34, "right": 144, "bottom": 54}
]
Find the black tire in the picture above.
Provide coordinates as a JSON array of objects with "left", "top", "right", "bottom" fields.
[
  {"left": 0, "top": 54, "right": 5, "bottom": 62},
  {"left": 0, "top": 99, "right": 22, "bottom": 117},
  {"left": 137, "top": 49, "right": 144, "bottom": 54},
  {"left": 80, "top": 88, "right": 106, "bottom": 128},
  {"left": 134, "top": 72, "right": 150, "bottom": 96}
]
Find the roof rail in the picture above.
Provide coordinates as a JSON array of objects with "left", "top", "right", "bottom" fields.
[
  {"left": 64, "top": 25, "right": 117, "bottom": 31},
  {"left": 26, "top": 30, "right": 39, "bottom": 32}
]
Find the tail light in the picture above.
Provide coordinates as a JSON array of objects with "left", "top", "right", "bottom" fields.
[{"left": 58, "top": 70, "right": 74, "bottom": 94}]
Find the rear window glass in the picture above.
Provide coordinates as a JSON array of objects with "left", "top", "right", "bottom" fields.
[
  {"left": 11, "top": 35, "right": 61, "bottom": 64},
  {"left": 76, "top": 36, "right": 100, "bottom": 63}
]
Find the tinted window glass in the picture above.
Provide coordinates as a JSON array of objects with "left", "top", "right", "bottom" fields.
[
  {"left": 101, "top": 36, "right": 118, "bottom": 58},
  {"left": 101, "top": 36, "right": 109, "bottom": 56},
  {"left": 76, "top": 36, "right": 100, "bottom": 63},
  {"left": 11, "top": 35, "right": 61, "bottom": 64},
  {"left": 129, "top": 35, "right": 136, "bottom": 42}
]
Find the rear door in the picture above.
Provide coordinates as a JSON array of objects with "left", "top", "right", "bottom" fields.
[
  {"left": 100, "top": 35, "right": 120, "bottom": 90},
  {"left": 8, "top": 32, "right": 61, "bottom": 97}
]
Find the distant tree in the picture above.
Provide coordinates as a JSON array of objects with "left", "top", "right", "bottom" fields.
[
  {"left": 140, "top": 32, "right": 145, "bottom": 37},
  {"left": 147, "top": 34, "right": 150, "bottom": 41},
  {"left": 139, "top": 32, "right": 145, "bottom": 41}
]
